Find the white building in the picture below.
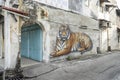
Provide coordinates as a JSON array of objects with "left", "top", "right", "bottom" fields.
[{"left": 0, "top": 0, "right": 120, "bottom": 71}]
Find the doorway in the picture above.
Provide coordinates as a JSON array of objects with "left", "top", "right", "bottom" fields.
[{"left": 21, "top": 24, "right": 43, "bottom": 61}]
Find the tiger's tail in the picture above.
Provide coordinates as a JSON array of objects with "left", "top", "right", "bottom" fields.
[{"left": 81, "top": 36, "right": 93, "bottom": 55}]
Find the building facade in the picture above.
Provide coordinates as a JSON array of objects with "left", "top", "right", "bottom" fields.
[{"left": 0, "top": 0, "right": 120, "bottom": 69}]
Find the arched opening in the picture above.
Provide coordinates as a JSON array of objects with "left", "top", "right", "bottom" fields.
[{"left": 21, "top": 23, "right": 43, "bottom": 62}]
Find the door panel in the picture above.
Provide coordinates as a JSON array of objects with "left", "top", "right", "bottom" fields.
[
  {"left": 21, "top": 30, "right": 29, "bottom": 58},
  {"left": 29, "top": 29, "right": 41, "bottom": 61},
  {"left": 21, "top": 24, "right": 43, "bottom": 61}
]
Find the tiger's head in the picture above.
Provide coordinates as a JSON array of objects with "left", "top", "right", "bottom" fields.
[{"left": 58, "top": 25, "right": 71, "bottom": 41}]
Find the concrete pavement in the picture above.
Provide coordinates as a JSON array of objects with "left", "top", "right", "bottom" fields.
[{"left": 22, "top": 51, "right": 120, "bottom": 80}]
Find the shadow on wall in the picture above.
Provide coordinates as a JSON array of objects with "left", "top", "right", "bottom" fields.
[
  {"left": 90, "top": 10, "right": 97, "bottom": 19},
  {"left": 51, "top": 24, "right": 93, "bottom": 57}
]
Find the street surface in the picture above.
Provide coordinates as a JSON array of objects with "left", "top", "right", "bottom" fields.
[{"left": 23, "top": 51, "right": 120, "bottom": 80}]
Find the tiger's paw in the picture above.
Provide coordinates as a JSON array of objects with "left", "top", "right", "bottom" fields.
[{"left": 50, "top": 53, "right": 57, "bottom": 57}]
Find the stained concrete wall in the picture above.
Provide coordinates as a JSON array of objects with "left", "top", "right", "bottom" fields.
[
  {"left": 1, "top": 6, "right": 23, "bottom": 70},
  {"left": 38, "top": 5, "right": 100, "bottom": 57},
  {"left": 109, "top": 7, "right": 119, "bottom": 50},
  {"left": 99, "top": 0, "right": 119, "bottom": 52},
  {"left": 4, "top": 15, "right": 20, "bottom": 69},
  {"left": 34, "top": 0, "right": 99, "bottom": 19},
  {"left": 82, "top": 0, "right": 99, "bottom": 19},
  {"left": 2, "top": 0, "right": 119, "bottom": 69},
  {"left": 27, "top": 0, "right": 100, "bottom": 59},
  {"left": 100, "top": 29, "right": 108, "bottom": 51},
  {"left": 35, "top": 0, "right": 119, "bottom": 59},
  {"left": 109, "top": 26, "right": 118, "bottom": 50}
]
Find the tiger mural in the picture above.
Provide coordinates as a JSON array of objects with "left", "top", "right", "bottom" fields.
[{"left": 51, "top": 25, "right": 93, "bottom": 57}]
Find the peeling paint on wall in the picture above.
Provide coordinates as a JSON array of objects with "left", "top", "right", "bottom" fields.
[{"left": 51, "top": 25, "right": 93, "bottom": 57}]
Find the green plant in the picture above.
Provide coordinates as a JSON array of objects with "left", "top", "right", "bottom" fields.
[{"left": 66, "top": 56, "right": 73, "bottom": 61}]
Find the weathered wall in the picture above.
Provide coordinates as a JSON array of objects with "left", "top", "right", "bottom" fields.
[
  {"left": 34, "top": 0, "right": 68, "bottom": 10},
  {"left": 82, "top": 0, "right": 99, "bottom": 18},
  {"left": 3, "top": 14, "right": 23, "bottom": 69},
  {"left": 7, "top": 15, "right": 20, "bottom": 69},
  {"left": 34, "top": 0, "right": 99, "bottom": 18},
  {"left": 99, "top": 0, "right": 119, "bottom": 52},
  {"left": 24, "top": 0, "right": 99, "bottom": 60},
  {"left": 0, "top": 0, "right": 119, "bottom": 70},
  {"left": 109, "top": 7, "right": 119, "bottom": 50},
  {"left": 35, "top": 0, "right": 119, "bottom": 59},
  {"left": 109, "top": 25, "right": 118, "bottom": 50},
  {"left": 3, "top": 0, "right": 119, "bottom": 68},
  {"left": 37, "top": 5, "right": 100, "bottom": 58},
  {"left": 100, "top": 29, "right": 108, "bottom": 51}
]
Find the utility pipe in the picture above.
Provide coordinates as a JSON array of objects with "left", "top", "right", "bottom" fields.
[{"left": 2, "top": 6, "right": 28, "bottom": 16}]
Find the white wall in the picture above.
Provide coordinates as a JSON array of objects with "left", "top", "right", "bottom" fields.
[
  {"left": 34, "top": 0, "right": 68, "bottom": 10},
  {"left": 116, "top": 0, "right": 120, "bottom": 8},
  {"left": 109, "top": 25, "right": 119, "bottom": 50},
  {"left": 101, "top": 29, "right": 108, "bottom": 51},
  {"left": 44, "top": 6, "right": 99, "bottom": 56},
  {"left": 4, "top": 14, "right": 20, "bottom": 69},
  {"left": 0, "top": 0, "right": 4, "bottom": 6}
]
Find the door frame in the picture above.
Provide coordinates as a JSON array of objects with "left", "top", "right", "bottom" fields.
[{"left": 21, "top": 21, "right": 51, "bottom": 62}]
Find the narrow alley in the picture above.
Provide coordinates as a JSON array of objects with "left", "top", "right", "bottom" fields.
[{"left": 23, "top": 51, "right": 120, "bottom": 80}]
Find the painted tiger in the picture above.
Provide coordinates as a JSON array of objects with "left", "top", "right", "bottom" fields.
[{"left": 52, "top": 25, "right": 93, "bottom": 57}]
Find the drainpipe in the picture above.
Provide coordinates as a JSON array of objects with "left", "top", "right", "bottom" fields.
[
  {"left": 2, "top": 6, "right": 28, "bottom": 16},
  {"left": 107, "top": 25, "right": 111, "bottom": 51},
  {"left": 107, "top": 27, "right": 109, "bottom": 50},
  {"left": 97, "top": 29, "right": 102, "bottom": 54},
  {"left": 97, "top": 1, "right": 102, "bottom": 54}
]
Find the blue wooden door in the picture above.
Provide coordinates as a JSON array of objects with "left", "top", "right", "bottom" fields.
[
  {"left": 21, "top": 24, "right": 43, "bottom": 61},
  {"left": 21, "top": 30, "right": 29, "bottom": 57}
]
